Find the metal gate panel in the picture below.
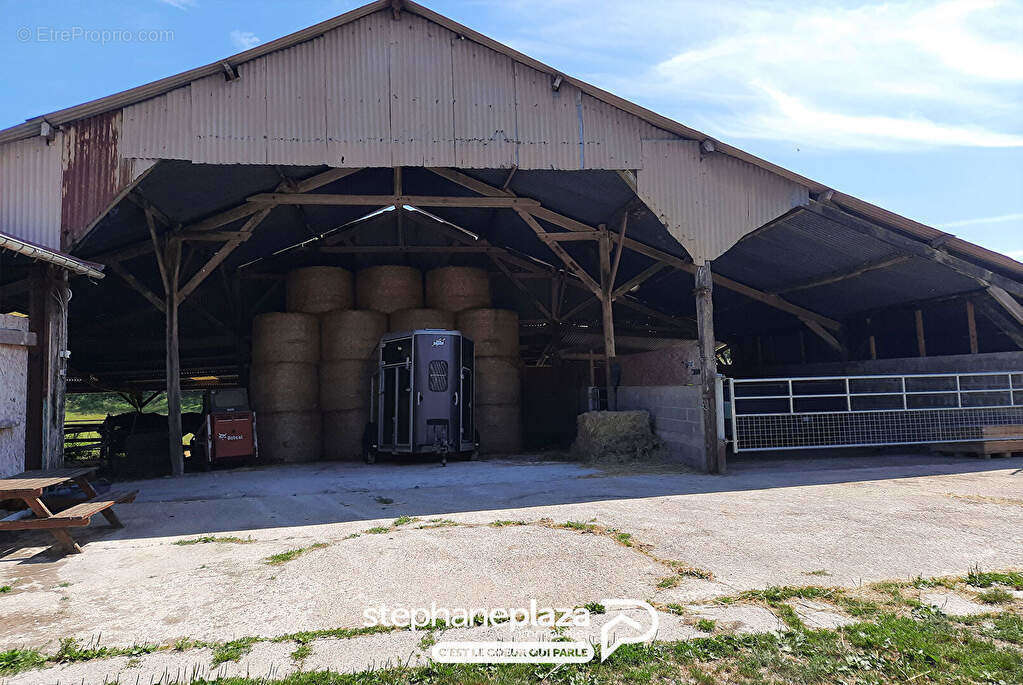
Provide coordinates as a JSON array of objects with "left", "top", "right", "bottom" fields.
[{"left": 729, "top": 372, "right": 1023, "bottom": 452}]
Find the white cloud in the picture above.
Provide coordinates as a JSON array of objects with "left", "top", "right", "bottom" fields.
[
  {"left": 498, "top": 0, "right": 1023, "bottom": 151},
  {"left": 939, "top": 212, "right": 1023, "bottom": 228},
  {"left": 158, "top": 0, "right": 197, "bottom": 9},
  {"left": 229, "top": 30, "right": 261, "bottom": 51}
]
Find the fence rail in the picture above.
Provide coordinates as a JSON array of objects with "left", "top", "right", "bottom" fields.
[{"left": 729, "top": 371, "right": 1023, "bottom": 452}]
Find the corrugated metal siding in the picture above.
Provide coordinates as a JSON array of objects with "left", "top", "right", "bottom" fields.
[
  {"left": 0, "top": 135, "right": 63, "bottom": 249},
  {"left": 638, "top": 140, "right": 809, "bottom": 263},
  {"left": 121, "top": 86, "right": 193, "bottom": 160},
  {"left": 266, "top": 37, "right": 328, "bottom": 165},
  {"left": 452, "top": 36, "right": 517, "bottom": 169},
  {"left": 61, "top": 111, "right": 156, "bottom": 248},
  {"left": 191, "top": 59, "right": 268, "bottom": 164},
  {"left": 514, "top": 61, "right": 580, "bottom": 170},
  {"left": 581, "top": 94, "right": 666, "bottom": 170},
  {"left": 324, "top": 11, "right": 392, "bottom": 167},
  {"left": 389, "top": 13, "right": 456, "bottom": 167}
]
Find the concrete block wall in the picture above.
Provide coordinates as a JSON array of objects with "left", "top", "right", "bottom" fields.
[
  {"left": 616, "top": 385, "right": 705, "bottom": 470},
  {"left": 0, "top": 314, "right": 29, "bottom": 478}
]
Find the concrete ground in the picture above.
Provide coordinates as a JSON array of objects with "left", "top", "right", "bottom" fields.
[{"left": 1, "top": 452, "right": 1021, "bottom": 681}]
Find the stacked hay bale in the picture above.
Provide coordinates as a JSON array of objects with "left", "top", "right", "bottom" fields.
[
  {"left": 250, "top": 312, "right": 322, "bottom": 462},
  {"left": 320, "top": 309, "right": 386, "bottom": 459},
  {"left": 431, "top": 268, "right": 522, "bottom": 455},
  {"left": 286, "top": 266, "right": 353, "bottom": 314}
]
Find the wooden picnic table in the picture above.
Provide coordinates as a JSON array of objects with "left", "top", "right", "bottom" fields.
[{"left": 0, "top": 467, "right": 138, "bottom": 554}]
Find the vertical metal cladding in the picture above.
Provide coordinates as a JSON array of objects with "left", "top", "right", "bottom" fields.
[
  {"left": 191, "top": 59, "right": 269, "bottom": 164},
  {"left": 580, "top": 94, "right": 666, "bottom": 170},
  {"left": 61, "top": 111, "right": 154, "bottom": 249},
  {"left": 266, "top": 37, "right": 329, "bottom": 165},
  {"left": 388, "top": 13, "right": 457, "bottom": 167},
  {"left": 323, "top": 11, "right": 392, "bottom": 167},
  {"left": 513, "top": 61, "right": 580, "bottom": 170},
  {"left": 121, "top": 86, "right": 193, "bottom": 160},
  {"left": 452, "top": 37, "right": 518, "bottom": 169},
  {"left": 0, "top": 136, "right": 63, "bottom": 249},
  {"left": 637, "top": 139, "right": 809, "bottom": 263}
]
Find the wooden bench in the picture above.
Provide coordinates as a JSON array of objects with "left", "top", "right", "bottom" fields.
[{"left": 0, "top": 468, "right": 139, "bottom": 553}]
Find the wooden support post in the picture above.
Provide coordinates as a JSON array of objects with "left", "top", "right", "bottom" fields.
[
  {"left": 25, "top": 265, "right": 70, "bottom": 471},
  {"left": 695, "top": 263, "right": 726, "bottom": 474},
  {"left": 165, "top": 239, "right": 184, "bottom": 476},
  {"left": 966, "top": 300, "right": 978, "bottom": 354},
  {"left": 915, "top": 309, "right": 926, "bottom": 357},
  {"left": 599, "top": 226, "right": 617, "bottom": 410}
]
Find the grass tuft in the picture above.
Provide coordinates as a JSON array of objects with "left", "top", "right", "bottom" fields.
[
  {"left": 977, "top": 588, "right": 1014, "bottom": 604},
  {"left": 696, "top": 618, "right": 716, "bottom": 633},
  {"left": 264, "top": 542, "right": 328, "bottom": 565},
  {"left": 392, "top": 516, "right": 419, "bottom": 526},
  {"left": 0, "top": 649, "right": 46, "bottom": 676},
  {"left": 488, "top": 520, "right": 527, "bottom": 527},
  {"left": 173, "top": 535, "right": 253, "bottom": 546},
  {"left": 0, "top": 585, "right": 11, "bottom": 594},
  {"left": 365, "top": 526, "right": 390, "bottom": 535},
  {"left": 966, "top": 567, "right": 1023, "bottom": 590}
]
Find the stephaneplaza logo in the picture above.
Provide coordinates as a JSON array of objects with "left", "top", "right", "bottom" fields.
[
  {"left": 17, "top": 26, "right": 174, "bottom": 44},
  {"left": 363, "top": 600, "right": 590, "bottom": 631},
  {"left": 364, "top": 599, "right": 658, "bottom": 663}
]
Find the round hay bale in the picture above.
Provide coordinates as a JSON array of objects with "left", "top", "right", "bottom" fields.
[
  {"left": 257, "top": 411, "right": 322, "bottom": 463},
  {"left": 475, "top": 356, "right": 521, "bottom": 405},
  {"left": 356, "top": 266, "right": 423, "bottom": 314},
  {"left": 319, "top": 359, "right": 375, "bottom": 411},
  {"left": 249, "top": 362, "right": 318, "bottom": 412},
  {"left": 252, "top": 313, "right": 319, "bottom": 364},
  {"left": 456, "top": 308, "right": 519, "bottom": 357},
  {"left": 475, "top": 403, "right": 522, "bottom": 455},
  {"left": 388, "top": 308, "right": 455, "bottom": 333},
  {"left": 322, "top": 408, "right": 369, "bottom": 461},
  {"left": 286, "top": 266, "right": 353, "bottom": 314},
  {"left": 321, "top": 310, "right": 387, "bottom": 361},
  {"left": 425, "top": 266, "right": 492, "bottom": 312}
]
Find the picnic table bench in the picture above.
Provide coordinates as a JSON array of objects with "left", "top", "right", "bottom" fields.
[{"left": 0, "top": 467, "right": 137, "bottom": 554}]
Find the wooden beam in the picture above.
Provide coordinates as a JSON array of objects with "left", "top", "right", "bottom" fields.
[
  {"left": 976, "top": 298, "right": 1023, "bottom": 349},
  {"left": 599, "top": 227, "right": 616, "bottom": 409},
  {"left": 176, "top": 208, "right": 273, "bottom": 304},
  {"left": 695, "top": 263, "right": 725, "bottom": 474},
  {"left": 801, "top": 317, "right": 845, "bottom": 354},
  {"left": 612, "top": 262, "right": 667, "bottom": 300},
  {"left": 915, "top": 309, "right": 927, "bottom": 357},
  {"left": 107, "top": 262, "right": 166, "bottom": 313},
  {"left": 320, "top": 245, "right": 498, "bottom": 254},
  {"left": 145, "top": 208, "right": 169, "bottom": 292},
  {"left": 426, "top": 167, "right": 513, "bottom": 197},
  {"left": 516, "top": 209, "right": 602, "bottom": 296},
  {"left": 246, "top": 193, "right": 541, "bottom": 209},
  {"left": 539, "top": 232, "right": 599, "bottom": 242},
  {"left": 805, "top": 202, "right": 1023, "bottom": 299},
  {"left": 164, "top": 239, "right": 184, "bottom": 477},
  {"left": 772, "top": 255, "right": 911, "bottom": 294},
  {"left": 175, "top": 230, "right": 254, "bottom": 242},
  {"left": 987, "top": 286, "right": 1023, "bottom": 326},
  {"left": 609, "top": 212, "right": 627, "bottom": 291},
  {"left": 491, "top": 256, "right": 553, "bottom": 320},
  {"left": 966, "top": 300, "right": 978, "bottom": 354}
]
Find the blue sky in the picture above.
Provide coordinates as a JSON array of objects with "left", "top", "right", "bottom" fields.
[{"left": 2, "top": 0, "right": 1021, "bottom": 260}]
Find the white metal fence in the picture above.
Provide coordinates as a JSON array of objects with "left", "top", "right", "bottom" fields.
[{"left": 728, "top": 371, "right": 1023, "bottom": 452}]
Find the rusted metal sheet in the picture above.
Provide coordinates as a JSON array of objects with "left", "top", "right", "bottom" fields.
[
  {"left": 0, "top": 136, "right": 63, "bottom": 250},
  {"left": 61, "top": 111, "right": 155, "bottom": 249},
  {"left": 121, "top": 86, "right": 193, "bottom": 160},
  {"left": 191, "top": 59, "right": 268, "bottom": 164},
  {"left": 324, "top": 11, "right": 391, "bottom": 167},
  {"left": 452, "top": 35, "right": 517, "bottom": 169},
  {"left": 266, "top": 37, "right": 328, "bottom": 165},
  {"left": 514, "top": 61, "right": 580, "bottom": 170},
  {"left": 389, "top": 13, "right": 456, "bottom": 167},
  {"left": 637, "top": 140, "right": 809, "bottom": 263}
]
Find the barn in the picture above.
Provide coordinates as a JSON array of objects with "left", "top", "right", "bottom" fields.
[{"left": 1, "top": 0, "right": 1021, "bottom": 479}]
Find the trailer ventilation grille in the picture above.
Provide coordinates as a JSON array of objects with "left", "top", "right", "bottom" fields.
[{"left": 428, "top": 361, "right": 449, "bottom": 392}]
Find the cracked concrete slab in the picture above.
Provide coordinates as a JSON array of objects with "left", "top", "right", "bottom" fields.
[
  {"left": 690, "top": 605, "right": 785, "bottom": 634},
  {"left": 790, "top": 599, "right": 857, "bottom": 629},
  {"left": 921, "top": 592, "right": 992, "bottom": 616}
]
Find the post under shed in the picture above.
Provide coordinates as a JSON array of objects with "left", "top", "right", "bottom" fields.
[{"left": 0, "top": 0, "right": 1021, "bottom": 475}]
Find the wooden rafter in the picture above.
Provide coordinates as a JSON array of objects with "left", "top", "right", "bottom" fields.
[
  {"left": 612, "top": 263, "right": 667, "bottom": 300},
  {"left": 516, "top": 209, "right": 601, "bottom": 295},
  {"left": 247, "top": 193, "right": 541, "bottom": 209},
  {"left": 772, "top": 255, "right": 911, "bottom": 294}
]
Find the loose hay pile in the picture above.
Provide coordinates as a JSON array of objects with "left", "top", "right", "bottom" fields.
[{"left": 572, "top": 410, "right": 665, "bottom": 464}]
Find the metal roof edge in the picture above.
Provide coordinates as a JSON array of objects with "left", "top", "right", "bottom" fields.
[
  {"left": 0, "top": 230, "right": 106, "bottom": 279},
  {"left": 0, "top": 0, "right": 1019, "bottom": 280}
]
